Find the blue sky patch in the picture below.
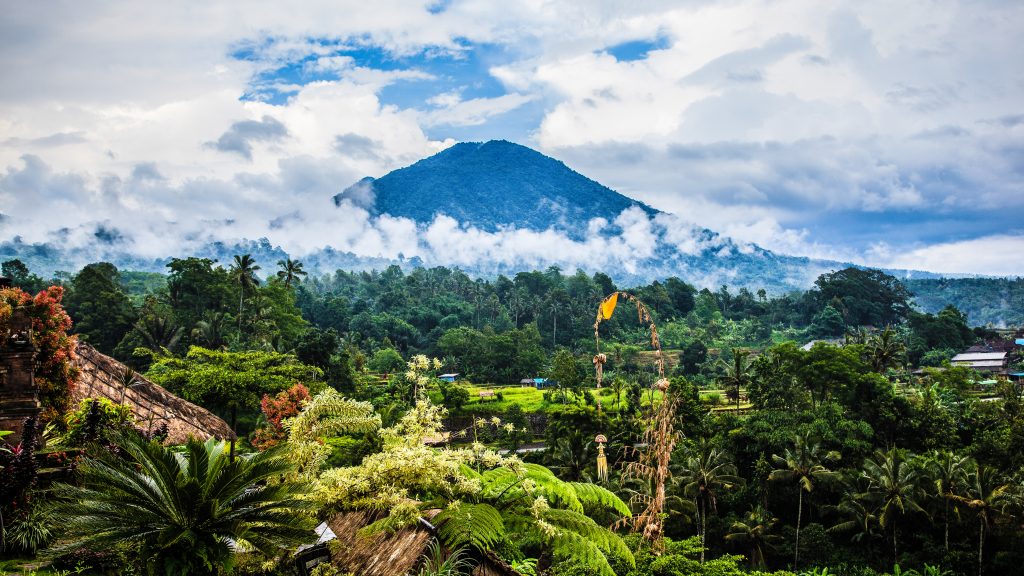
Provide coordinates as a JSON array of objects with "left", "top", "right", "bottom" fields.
[{"left": 604, "top": 34, "right": 672, "bottom": 62}]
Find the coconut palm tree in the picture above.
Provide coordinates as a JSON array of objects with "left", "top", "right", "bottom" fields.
[
  {"left": 718, "top": 348, "right": 753, "bottom": 409},
  {"left": 725, "top": 504, "right": 781, "bottom": 568},
  {"left": 191, "top": 310, "right": 228, "bottom": 350},
  {"left": 948, "top": 462, "right": 1012, "bottom": 576},
  {"left": 866, "top": 326, "right": 907, "bottom": 373},
  {"left": 858, "top": 448, "right": 927, "bottom": 564},
  {"left": 230, "top": 254, "right": 261, "bottom": 332},
  {"left": 769, "top": 433, "right": 840, "bottom": 569},
  {"left": 50, "top": 433, "right": 315, "bottom": 576},
  {"left": 676, "top": 443, "right": 741, "bottom": 563},
  {"left": 927, "top": 450, "right": 971, "bottom": 551},
  {"left": 276, "top": 258, "right": 307, "bottom": 287}
]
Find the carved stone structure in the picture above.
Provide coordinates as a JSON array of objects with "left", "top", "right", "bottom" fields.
[{"left": 0, "top": 307, "right": 40, "bottom": 444}]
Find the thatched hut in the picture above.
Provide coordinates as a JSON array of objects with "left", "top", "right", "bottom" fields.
[
  {"left": 71, "top": 342, "right": 235, "bottom": 444},
  {"left": 325, "top": 509, "right": 520, "bottom": 576}
]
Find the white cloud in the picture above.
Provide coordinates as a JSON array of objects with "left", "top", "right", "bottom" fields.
[{"left": 870, "top": 235, "right": 1024, "bottom": 277}]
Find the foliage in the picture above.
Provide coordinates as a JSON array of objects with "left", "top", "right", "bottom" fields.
[
  {"left": 0, "top": 286, "right": 79, "bottom": 423},
  {"left": 283, "top": 388, "right": 380, "bottom": 482},
  {"left": 145, "top": 345, "right": 322, "bottom": 435},
  {"left": 49, "top": 432, "right": 315, "bottom": 576},
  {"left": 61, "top": 398, "right": 135, "bottom": 446},
  {"left": 251, "top": 383, "right": 310, "bottom": 450},
  {"left": 62, "top": 262, "right": 136, "bottom": 355}
]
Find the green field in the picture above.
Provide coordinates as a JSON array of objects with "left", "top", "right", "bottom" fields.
[{"left": 432, "top": 383, "right": 748, "bottom": 415}]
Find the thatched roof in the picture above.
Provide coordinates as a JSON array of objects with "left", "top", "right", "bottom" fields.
[
  {"left": 71, "top": 342, "right": 235, "bottom": 444},
  {"left": 325, "top": 509, "right": 520, "bottom": 576},
  {"left": 327, "top": 509, "right": 438, "bottom": 576}
]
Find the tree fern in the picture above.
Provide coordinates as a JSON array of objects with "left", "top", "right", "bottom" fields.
[
  {"left": 435, "top": 502, "right": 506, "bottom": 551},
  {"left": 569, "top": 481, "right": 631, "bottom": 517},
  {"left": 543, "top": 507, "right": 635, "bottom": 568}
]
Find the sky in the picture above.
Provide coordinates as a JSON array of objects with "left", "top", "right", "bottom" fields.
[{"left": 1, "top": 0, "right": 1022, "bottom": 276}]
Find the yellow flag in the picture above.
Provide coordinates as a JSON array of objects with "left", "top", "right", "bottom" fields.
[{"left": 599, "top": 293, "right": 619, "bottom": 320}]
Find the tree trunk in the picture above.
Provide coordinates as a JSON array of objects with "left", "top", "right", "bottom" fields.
[
  {"left": 978, "top": 517, "right": 984, "bottom": 576},
  {"left": 795, "top": 488, "right": 803, "bottom": 569},
  {"left": 700, "top": 498, "right": 706, "bottom": 564},
  {"left": 945, "top": 499, "right": 950, "bottom": 551},
  {"left": 230, "top": 405, "right": 237, "bottom": 463},
  {"left": 238, "top": 290, "right": 244, "bottom": 333},
  {"left": 893, "top": 520, "right": 898, "bottom": 566}
]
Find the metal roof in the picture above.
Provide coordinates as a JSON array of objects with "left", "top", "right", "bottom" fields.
[{"left": 952, "top": 352, "right": 1007, "bottom": 362}]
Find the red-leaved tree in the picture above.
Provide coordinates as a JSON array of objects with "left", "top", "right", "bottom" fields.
[{"left": 251, "top": 383, "right": 309, "bottom": 450}]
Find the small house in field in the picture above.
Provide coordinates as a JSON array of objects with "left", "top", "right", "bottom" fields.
[
  {"left": 950, "top": 351, "right": 1008, "bottom": 375},
  {"left": 438, "top": 373, "right": 460, "bottom": 383},
  {"left": 520, "top": 377, "right": 550, "bottom": 389}
]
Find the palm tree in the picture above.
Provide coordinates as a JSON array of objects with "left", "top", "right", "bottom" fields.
[
  {"left": 859, "top": 448, "right": 927, "bottom": 564},
  {"left": 676, "top": 443, "right": 741, "bottom": 563},
  {"left": 866, "top": 326, "right": 906, "bottom": 373},
  {"left": 769, "top": 433, "right": 839, "bottom": 569},
  {"left": 276, "top": 258, "right": 307, "bottom": 287},
  {"left": 191, "top": 311, "right": 228, "bottom": 350},
  {"left": 828, "top": 486, "right": 882, "bottom": 546},
  {"left": 51, "top": 433, "right": 314, "bottom": 576},
  {"left": 718, "top": 348, "right": 753, "bottom": 409},
  {"left": 927, "top": 450, "right": 970, "bottom": 551},
  {"left": 725, "top": 504, "right": 781, "bottom": 568},
  {"left": 133, "top": 313, "right": 184, "bottom": 351},
  {"left": 948, "top": 462, "right": 1012, "bottom": 576},
  {"left": 230, "top": 254, "right": 261, "bottom": 332}
]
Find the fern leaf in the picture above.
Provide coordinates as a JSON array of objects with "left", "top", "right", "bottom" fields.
[
  {"left": 542, "top": 507, "right": 634, "bottom": 567},
  {"left": 569, "top": 482, "right": 631, "bottom": 518},
  {"left": 435, "top": 503, "right": 505, "bottom": 552}
]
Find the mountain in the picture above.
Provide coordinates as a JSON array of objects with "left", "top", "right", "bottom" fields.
[
  {"left": 333, "top": 140, "right": 658, "bottom": 239},
  {"left": 4, "top": 139, "right": 953, "bottom": 293}
]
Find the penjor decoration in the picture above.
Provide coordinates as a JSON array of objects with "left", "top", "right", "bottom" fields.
[
  {"left": 595, "top": 434, "right": 608, "bottom": 481},
  {"left": 593, "top": 291, "right": 680, "bottom": 552}
]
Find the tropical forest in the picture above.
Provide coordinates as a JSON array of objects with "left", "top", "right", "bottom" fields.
[{"left": 2, "top": 256, "right": 1023, "bottom": 576}]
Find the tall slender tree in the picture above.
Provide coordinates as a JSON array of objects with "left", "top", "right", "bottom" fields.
[
  {"left": 230, "top": 254, "right": 261, "bottom": 332},
  {"left": 769, "top": 433, "right": 840, "bottom": 569},
  {"left": 927, "top": 450, "right": 971, "bottom": 552},
  {"left": 859, "top": 448, "right": 926, "bottom": 564},
  {"left": 718, "top": 348, "right": 753, "bottom": 409},
  {"left": 276, "top": 258, "right": 307, "bottom": 287},
  {"left": 949, "top": 462, "right": 1012, "bottom": 576},
  {"left": 676, "top": 443, "right": 741, "bottom": 563}
]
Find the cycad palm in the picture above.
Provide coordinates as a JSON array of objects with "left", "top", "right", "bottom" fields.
[
  {"left": 276, "top": 258, "right": 307, "bottom": 288},
  {"left": 859, "top": 448, "right": 926, "bottom": 564},
  {"left": 51, "top": 433, "right": 315, "bottom": 575},
  {"left": 769, "top": 433, "right": 839, "bottom": 569},
  {"left": 676, "top": 443, "right": 741, "bottom": 563},
  {"left": 230, "top": 254, "right": 261, "bottom": 332}
]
